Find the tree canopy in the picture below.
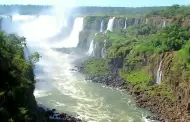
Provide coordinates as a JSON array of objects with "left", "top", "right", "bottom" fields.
[{"left": 0, "top": 31, "right": 40, "bottom": 122}]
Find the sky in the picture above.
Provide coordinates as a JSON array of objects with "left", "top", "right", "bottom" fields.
[{"left": 0, "top": 0, "right": 189, "bottom": 7}]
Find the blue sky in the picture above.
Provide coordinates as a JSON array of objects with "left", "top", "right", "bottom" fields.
[{"left": 0, "top": 0, "right": 189, "bottom": 7}]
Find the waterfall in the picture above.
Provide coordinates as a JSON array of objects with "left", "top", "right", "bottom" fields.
[
  {"left": 145, "top": 18, "right": 149, "bottom": 24},
  {"left": 101, "top": 40, "right": 107, "bottom": 58},
  {"left": 100, "top": 20, "right": 104, "bottom": 32},
  {"left": 24, "top": 45, "right": 30, "bottom": 61},
  {"left": 62, "top": 17, "right": 84, "bottom": 47},
  {"left": 1, "top": 15, "right": 14, "bottom": 32},
  {"left": 87, "top": 33, "right": 97, "bottom": 56},
  {"left": 88, "top": 40, "right": 94, "bottom": 56},
  {"left": 12, "top": 15, "right": 36, "bottom": 22},
  {"left": 156, "top": 61, "right": 163, "bottom": 84},
  {"left": 107, "top": 17, "right": 115, "bottom": 32},
  {"left": 5, "top": 14, "right": 70, "bottom": 93},
  {"left": 124, "top": 17, "right": 127, "bottom": 29},
  {"left": 163, "top": 20, "right": 166, "bottom": 28},
  {"left": 117, "top": 20, "right": 120, "bottom": 28}
]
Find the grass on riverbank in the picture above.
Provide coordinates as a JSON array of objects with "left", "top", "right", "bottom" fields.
[
  {"left": 120, "top": 67, "right": 151, "bottom": 84},
  {"left": 84, "top": 58, "right": 109, "bottom": 76}
]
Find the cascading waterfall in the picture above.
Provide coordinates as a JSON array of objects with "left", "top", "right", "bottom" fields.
[
  {"left": 145, "top": 18, "right": 149, "bottom": 25},
  {"left": 117, "top": 19, "right": 120, "bottom": 28},
  {"left": 87, "top": 40, "right": 94, "bottom": 56},
  {"left": 101, "top": 40, "right": 107, "bottom": 58},
  {"left": 163, "top": 20, "right": 166, "bottom": 27},
  {"left": 88, "top": 33, "right": 97, "bottom": 56},
  {"left": 12, "top": 15, "right": 36, "bottom": 22},
  {"left": 100, "top": 20, "right": 104, "bottom": 32},
  {"left": 59, "top": 17, "right": 84, "bottom": 47},
  {"left": 156, "top": 61, "right": 163, "bottom": 84},
  {"left": 107, "top": 17, "right": 115, "bottom": 32},
  {"left": 1, "top": 16, "right": 14, "bottom": 32},
  {"left": 124, "top": 17, "right": 127, "bottom": 29},
  {"left": 24, "top": 44, "right": 30, "bottom": 61}
]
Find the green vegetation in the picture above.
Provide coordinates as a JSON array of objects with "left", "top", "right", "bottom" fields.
[
  {"left": 172, "top": 40, "right": 190, "bottom": 82},
  {"left": 76, "top": 6, "right": 166, "bottom": 16},
  {"left": 83, "top": 59, "right": 109, "bottom": 76},
  {"left": 83, "top": 5, "right": 190, "bottom": 102},
  {"left": 146, "top": 4, "right": 190, "bottom": 18},
  {"left": 0, "top": 31, "right": 40, "bottom": 122},
  {"left": 136, "top": 83, "right": 175, "bottom": 101},
  {"left": 83, "top": 16, "right": 104, "bottom": 30},
  {"left": 132, "top": 24, "right": 190, "bottom": 54},
  {"left": 120, "top": 67, "right": 151, "bottom": 84},
  {"left": 175, "top": 40, "right": 190, "bottom": 71}
]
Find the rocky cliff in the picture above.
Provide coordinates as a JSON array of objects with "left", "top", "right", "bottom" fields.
[
  {"left": 78, "top": 16, "right": 190, "bottom": 52},
  {"left": 78, "top": 15, "right": 190, "bottom": 121}
]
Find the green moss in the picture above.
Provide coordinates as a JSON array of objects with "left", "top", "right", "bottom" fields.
[
  {"left": 147, "top": 84, "right": 176, "bottom": 101},
  {"left": 133, "top": 82, "right": 176, "bottom": 101},
  {"left": 84, "top": 59, "right": 109, "bottom": 76},
  {"left": 120, "top": 67, "right": 151, "bottom": 84}
]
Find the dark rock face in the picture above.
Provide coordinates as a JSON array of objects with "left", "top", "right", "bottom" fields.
[{"left": 109, "top": 57, "right": 124, "bottom": 68}]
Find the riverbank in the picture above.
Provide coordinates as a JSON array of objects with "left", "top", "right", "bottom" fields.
[
  {"left": 37, "top": 105, "right": 82, "bottom": 122},
  {"left": 76, "top": 58, "right": 187, "bottom": 122}
]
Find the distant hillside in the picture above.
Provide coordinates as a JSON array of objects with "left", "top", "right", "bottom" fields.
[{"left": 0, "top": 5, "right": 166, "bottom": 16}]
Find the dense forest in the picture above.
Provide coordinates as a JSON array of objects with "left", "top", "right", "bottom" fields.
[
  {"left": 0, "top": 32, "right": 41, "bottom": 121},
  {"left": 146, "top": 4, "right": 190, "bottom": 18}
]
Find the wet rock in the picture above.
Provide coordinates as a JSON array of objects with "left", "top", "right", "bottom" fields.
[{"left": 38, "top": 106, "right": 82, "bottom": 122}]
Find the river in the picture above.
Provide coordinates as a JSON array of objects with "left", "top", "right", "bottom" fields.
[{"left": 2, "top": 14, "right": 159, "bottom": 122}]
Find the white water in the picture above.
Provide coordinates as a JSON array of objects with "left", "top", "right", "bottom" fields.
[
  {"left": 52, "top": 17, "right": 84, "bottom": 48},
  {"left": 1, "top": 14, "right": 158, "bottom": 122},
  {"left": 124, "top": 17, "right": 128, "bottom": 29},
  {"left": 145, "top": 18, "right": 149, "bottom": 25},
  {"left": 24, "top": 45, "right": 30, "bottom": 61},
  {"left": 87, "top": 33, "right": 98, "bottom": 56},
  {"left": 163, "top": 20, "right": 166, "bottom": 28},
  {"left": 156, "top": 61, "right": 163, "bottom": 84},
  {"left": 101, "top": 40, "right": 107, "bottom": 58},
  {"left": 107, "top": 17, "right": 115, "bottom": 32},
  {"left": 100, "top": 20, "right": 104, "bottom": 32},
  {"left": 61, "top": 17, "right": 84, "bottom": 47},
  {"left": 12, "top": 15, "right": 36, "bottom": 21},
  {"left": 88, "top": 40, "right": 94, "bottom": 56}
]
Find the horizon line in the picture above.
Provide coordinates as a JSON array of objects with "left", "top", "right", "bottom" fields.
[{"left": 0, "top": 4, "right": 175, "bottom": 8}]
